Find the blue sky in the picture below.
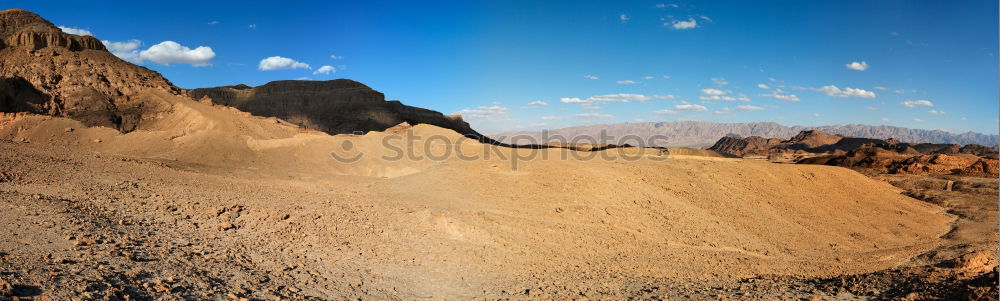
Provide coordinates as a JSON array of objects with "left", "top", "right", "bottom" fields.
[{"left": 15, "top": 0, "right": 999, "bottom": 134}]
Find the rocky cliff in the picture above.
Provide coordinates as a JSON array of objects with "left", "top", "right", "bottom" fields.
[
  {"left": 706, "top": 136, "right": 783, "bottom": 157},
  {"left": 711, "top": 130, "right": 1000, "bottom": 177},
  {"left": 190, "top": 80, "right": 484, "bottom": 137},
  {"left": 0, "top": 9, "right": 180, "bottom": 131}
]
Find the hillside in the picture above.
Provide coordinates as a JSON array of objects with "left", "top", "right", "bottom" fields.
[
  {"left": 0, "top": 9, "right": 181, "bottom": 131},
  {"left": 190, "top": 80, "right": 483, "bottom": 137},
  {"left": 491, "top": 121, "right": 999, "bottom": 147}
]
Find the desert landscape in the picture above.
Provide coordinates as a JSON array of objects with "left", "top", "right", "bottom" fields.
[{"left": 0, "top": 5, "right": 998, "bottom": 301}]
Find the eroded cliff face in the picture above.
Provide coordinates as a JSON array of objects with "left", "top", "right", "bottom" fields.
[
  {"left": 711, "top": 130, "right": 1000, "bottom": 177},
  {"left": 0, "top": 9, "right": 179, "bottom": 131},
  {"left": 190, "top": 80, "right": 482, "bottom": 137}
]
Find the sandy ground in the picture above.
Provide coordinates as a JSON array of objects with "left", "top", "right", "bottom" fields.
[
  {"left": 0, "top": 94, "right": 995, "bottom": 300},
  {"left": 0, "top": 128, "right": 994, "bottom": 299}
]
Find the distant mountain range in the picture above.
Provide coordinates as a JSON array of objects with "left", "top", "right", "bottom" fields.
[{"left": 489, "top": 121, "right": 999, "bottom": 147}]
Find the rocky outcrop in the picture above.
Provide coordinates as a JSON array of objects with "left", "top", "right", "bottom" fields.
[
  {"left": 707, "top": 136, "right": 783, "bottom": 157},
  {"left": 959, "top": 144, "right": 1000, "bottom": 159},
  {"left": 954, "top": 158, "right": 1000, "bottom": 177},
  {"left": 709, "top": 130, "right": 999, "bottom": 178},
  {"left": 889, "top": 154, "right": 993, "bottom": 176},
  {"left": 0, "top": 9, "right": 179, "bottom": 131},
  {"left": 189, "top": 80, "right": 484, "bottom": 138}
]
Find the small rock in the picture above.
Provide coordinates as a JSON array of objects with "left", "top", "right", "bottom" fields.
[
  {"left": 64, "top": 127, "right": 74, "bottom": 132},
  {"left": 0, "top": 276, "right": 13, "bottom": 296}
]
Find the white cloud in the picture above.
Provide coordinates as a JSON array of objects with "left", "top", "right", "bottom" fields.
[
  {"left": 711, "top": 77, "right": 729, "bottom": 86},
  {"left": 662, "top": 74, "right": 671, "bottom": 79},
  {"left": 620, "top": 14, "right": 630, "bottom": 23},
  {"left": 873, "top": 86, "right": 888, "bottom": 91},
  {"left": 581, "top": 102, "right": 601, "bottom": 111},
  {"left": 913, "top": 118, "right": 925, "bottom": 123},
  {"left": 675, "top": 102, "right": 708, "bottom": 112},
  {"left": 811, "top": 113, "right": 821, "bottom": 118},
  {"left": 701, "top": 88, "right": 726, "bottom": 95},
  {"left": 656, "top": 3, "right": 679, "bottom": 8},
  {"left": 561, "top": 93, "right": 672, "bottom": 105},
  {"left": 736, "top": 105, "right": 764, "bottom": 111},
  {"left": 927, "top": 109, "right": 946, "bottom": 115},
  {"left": 711, "top": 107, "right": 731, "bottom": 115},
  {"left": 657, "top": 102, "right": 707, "bottom": 114},
  {"left": 757, "top": 83, "right": 769, "bottom": 89},
  {"left": 816, "top": 85, "right": 876, "bottom": 98},
  {"left": 583, "top": 74, "right": 599, "bottom": 80},
  {"left": 58, "top": 26, "right": 92, "bottom": 36},
  {"left": 759, "top": 91, "right": 800, "bottom": 102},
  {"left": 590, "top": 93, "right": 639, "bottom": 102},
  {"left": 846, "top": 61, "right": 869, "bottom": 71},
  {"left": 671, "top": 19, "right": 697, "bottom": 29},
  {"left": 594, "top": 94, "right": 654, "bottom": 103},
  {"left": 700, "top": 95, "right": 751, "bottom": 102},
  {"left": 330, "top": 54, "right": 344, "bottom": 60},
  {"left": 866, "top": 106, "right": 877, "bottom": 110},
  {"left": 575, "top": 112, "right": 613, "bottom": 119},
  {"left": 248, "top": 24, "right": 257, "bottom": 29},
  {"left": 881, "top": 117, "right": 891, "bottom": 122},
  {"left": 208, "top": 21, "right": 220, "bottom": 25},
  {"left": 901, "top": 99, "right": 933, "bottom": 107},
  {"left": 841, "top": 88, "right": 875, "bottom": 98},
  {"left": 313, "top": 65, "right": 336, "bottom": 75},
  {"left": 616, "top": 80, "right": 637, "bottom": 85},
  {"left": 258, "top": 56, "right": 311, "bottom": 71},
  {"left": 541, "top": 116, "right": 567, "bottom": 121},
  {"left": 139, "top": 41, "right": 216, "bottom": 66},
  {"left": 455, "top": 105, "right": 509, "bottom": 120},
  {"left": 525, "top": 101, "right": 548, "bottom": 108},
  {"left": 960, "top": 117, "right": 967, "bottom": 120},
  {"left": 700, "top": 89, "right": 750, "bottom": 102},
  {"left": 643, "top": 75, "right": 654, "bottom": 80},
  {"left": 101, "top": 39, "right": 142, "bottom": 63}
]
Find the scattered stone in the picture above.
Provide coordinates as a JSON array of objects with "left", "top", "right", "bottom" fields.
[{"left": 0, "top": 276, "right": 12, "bottom": 296}]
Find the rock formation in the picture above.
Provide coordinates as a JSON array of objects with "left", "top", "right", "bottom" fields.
[
  {"left": 0, "top": 9, "right": 180, "bottom": 131},
  {"left": 189, "top": 80, "right": 484, "bottom": 138},
  {"left": 712, "top": 130, "right": 999, "bottom": 177},
  {"left": 706, "top": 136, "right": 783, "bottom": 157}
]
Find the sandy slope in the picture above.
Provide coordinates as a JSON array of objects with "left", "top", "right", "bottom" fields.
[{"left": 0, "top": 100, "right": 966, "bottom": 299}]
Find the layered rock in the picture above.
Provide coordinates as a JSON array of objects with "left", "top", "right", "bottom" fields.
[
  {"left": 707, "top": 136, "right": 783, "bottom": 157},
  {"left": 711, "top": 130, "right": 1000, "bottom": 178},
  {"left": 189, "top": 80, "right": 483, "bottom": 138},
  {"left": 0, "top": 9, "right": 179, "bottom": 131}
]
